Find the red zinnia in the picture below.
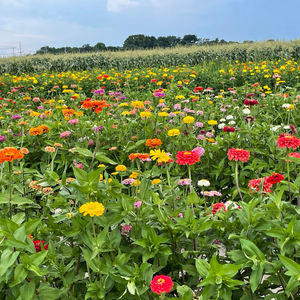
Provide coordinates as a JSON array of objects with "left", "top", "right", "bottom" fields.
[
  {"left": 175, "top": 150, "right": 200, "bottom": 165},
  {"left": 212, "top": 203, "right": 226, "bottom": 215},
  {"left": 277, "top": 133, "right": 300, "bottom": 149},
  {"left": 223, "top": 126, "right": 235, "bottom": 132},
  {"left": 244, "top": 99, "right": 258, "bottom": 106},
  {"left": 227, "top": 148, "right": 250, "bottom": 162},
  {"left": 193, "top": 87, "right": 203, "bottom": 92},
  {"left": 289, "top": 152, "right": 300, "bottom": 158},
  {"left": 248, "top": 178, "right": 273, "bottom": 193},
  {"left": 266, "top": 173, "right": 284, "bottom": 184},
  {"left": 33, "top": 240, "right": 49, "bottom": 252},
  {"left": 151, "top": 275, "right": 173, "bottom": 295}
]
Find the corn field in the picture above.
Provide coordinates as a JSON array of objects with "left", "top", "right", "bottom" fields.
[{"left": 1, "top": 41, "right": 300, "bottom": 74}]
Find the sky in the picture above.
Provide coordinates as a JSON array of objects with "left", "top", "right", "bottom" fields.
[{"left": 0, "top": 0, "right": 299, "bottom": 56}]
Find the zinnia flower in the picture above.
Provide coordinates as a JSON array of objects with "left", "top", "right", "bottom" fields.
[
  {"left": 248, "top": 178, "right": 273, "bottom": 193},
  {"left": 33, "top": 240, "right": 48, "bottom": 252},
  {"left": 61, "top": 131, "right": 71, "bottom": 138},
  {"left": 277, "top": 133, "right": 300, "bottom": 149},
  {"left": 145, "top": 138, "right": 162, "bottom": 149},
  {"left": 182, "top": 116, "right": 194, "bottom": 124},
  {"left": 227, "top": 148, "right": 250, "bottom": 162},
  {"left": 192, "top": 147, "right": 205, "bottom": 157},
  {"left": 151, "top": 275, "right": 173, "bottom": 295},
  {"left": 212, "top": 203, "right": 226, "bottom": 215},
  {"left": 0, "top": 147, "right": 24, "bottom": 163},
  {"left": 79, "top": 202, "right": 105, "bottom": 217},
  {"left": 29, "top": 126, "right": 43, "bottom": 136},
  {"left": 223, "top": 126, "right": 235, "bottom": 132},
  {"left": 150, "top": 149, "right": 170, "bottom": 163},
  {"left": 116, "top": 165, "right": 127, "bottom": 172},
  {"left": 175, "top": 150, "right": 200, "bottom": 165},
  {"left": 208, "top": 120, "right": 217, "bottom": 125},
  {"left": 244, "top": 99, "right": 258, "bottom": 106},
  {"left": 121, "top": 224, "right": 132, "bottom": 237},
  {"left": 266, "top": 173, "right": 284, "bottom": 184},
  {"left": 168, "top": 129, "right": 180, "bottom": 136}
]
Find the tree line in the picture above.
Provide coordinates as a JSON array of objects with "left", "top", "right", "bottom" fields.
[{"left": 35, "top": 34, "right": 254, "bottom": 55}]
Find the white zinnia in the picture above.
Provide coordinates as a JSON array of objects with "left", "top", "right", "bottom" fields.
[
  {"left": 226, "top": 115, "right": 234, "bottom": 120},
  {"left": 219, "top": 118, "right": 226, "bottom": 122},
  {"left": 282, "top": 103, "right": 291, "bottom": 108},
  {"left": 218, "top": 123, "right": 226, "bottom": 129},
  {"left": 228, "top": 121, "right": 236, "bottom": 125},
  {"left": 243, "top": 108, "right": 251, "bottom": 114},
  {"left": 198, "top": 179, "right": 210, "bottom": 187}
]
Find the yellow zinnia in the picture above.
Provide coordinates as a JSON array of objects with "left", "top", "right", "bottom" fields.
[
  {"left": 79, "top": 202, "right": 105, "bottom": 217},
  {"left": 168, "top": 129, "right": 180, "bottom": 136},
  {"left": 208, "top": 120, "right": 218, "bottom": 125},
  {"left": 140, "top": 111, "right": 152, "bottom": 118},
  {"left": 150, "top": 149, "right": 170, "bottom": 163},
  {"left": 116, "top": 165, "right": 127, "bottom": 172},
  {"left": 151, "top": 179, "right": 162, "bottom": 185},
  {"left": 182, "top": 116, "right": 194, "bottom": 124}
]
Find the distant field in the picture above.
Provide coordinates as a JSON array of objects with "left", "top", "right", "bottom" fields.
[{"left": 1, "top": 39, "right": 300, "bottom": 74}]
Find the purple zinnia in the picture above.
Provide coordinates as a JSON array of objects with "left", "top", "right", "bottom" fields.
[
  {"left": 0, "top": 136, "right": 7, "bottom": 142},
  {"left": 94, "top": 126, "right": 104, "bottom": 133},
  {"left": 11, "top": 115, "right": 22, "bottom": 120}
]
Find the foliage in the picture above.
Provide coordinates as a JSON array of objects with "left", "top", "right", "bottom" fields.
[{"left": 0, "top": 58, "right": 300, "bottom": 299}]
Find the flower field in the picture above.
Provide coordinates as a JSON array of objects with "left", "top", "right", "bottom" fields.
[{"left": 0, "top": 58, "right": 300, "bottom": 299}]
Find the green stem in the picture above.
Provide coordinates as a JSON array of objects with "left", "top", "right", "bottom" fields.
[
  {"left": 235, "top": 162, "right": 244, "bottom": 202},
  {"left": 287, "top": 149, "right": 292, "bottom": 204},
  {"left": 8, "top": 162, "right": 13, "bottom": 219},
  {"left": 166, "top": 169, "right": 174, "bottom": 211}
]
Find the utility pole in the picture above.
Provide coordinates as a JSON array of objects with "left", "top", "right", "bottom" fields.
[
  {"left": 19, "top": 43, "right": 22, "bottom": 56},
  {"left": 11, "top": 47, "right": 16, "bottom": 56}
]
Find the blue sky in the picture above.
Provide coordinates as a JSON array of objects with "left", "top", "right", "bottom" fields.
[{"left": 0, "top": 0, "right": 299, "bottom": 56}]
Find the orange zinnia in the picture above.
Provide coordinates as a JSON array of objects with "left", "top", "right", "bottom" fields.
[
  {"left": 82, "top": 100, "right": 108, "bottom": 113},
  {"left": 29, "top": 126, "right": 43, "bottom": 136},
  {"left": 0, "top": 147, "right": 24, "bottom": 163},
  {"left": 129, "top": 153, "right": 150, "bottom": 161},
  {"left": 145, "top": 138, "right": 162, "bottom": 149},
  {"left": 40, "top": 124, "right": 50, "bottom": 133},
  {"left": 62, "top": 109, "right": 75, "bottom": 116}
]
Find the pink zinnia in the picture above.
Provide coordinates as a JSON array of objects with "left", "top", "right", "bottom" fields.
[
  {"left": 227, "top": 148, "right": 250, "bottom": 162},
  {"left": 60, "top": 131, "right": 71, "bottom": 138},
  {"left": 68, "top": 119, "right": 79, "bottom": 125}
]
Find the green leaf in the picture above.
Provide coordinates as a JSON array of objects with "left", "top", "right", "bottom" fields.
[
  {"left": 95, "top": 153, "right": 117, "bottom": 165},
  {"left": 187, "top": 192, "right": 200, "bottom": 204},
  {"left": 73, "top": 148, "right": 93, "bottom": 157},
  {"left": 20, "top": 281, "right": 35, "bottom": 300},
  {"left": 195, "top": 259, "right": 210, "bottom": 278},
  {"left": 278, "top": 254, "right": 300, "bottom": 276},
  {"left": 10, "top": 265, "right": 28, "bottom": 287},
  {"left": 37, "top": 283, "right": 61, "bottom": 300},
  {"left": 0, "top": 249, "right": 20, "bottom": 277}
]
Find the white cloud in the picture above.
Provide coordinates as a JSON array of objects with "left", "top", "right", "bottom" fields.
[{"left": 107, "top": 0, "right": 139, "bottom": 12}]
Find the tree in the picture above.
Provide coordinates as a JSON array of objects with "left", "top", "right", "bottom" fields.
[
  {"left": 94, "top": 42, "right": 106, "bottom": 51},
  {"left": 180, "top": 34, "right": 198, "bottom": 45},
  {"left": 123, "top": 34, "right": 157, "bottom": 50}
]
